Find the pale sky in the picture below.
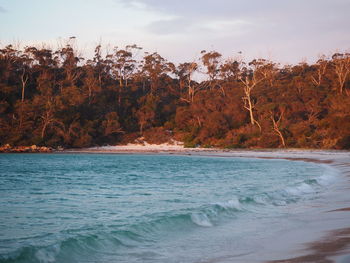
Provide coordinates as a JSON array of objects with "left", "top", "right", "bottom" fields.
[{"left": 0, "top": 0, "right": 349, "bottom": 65}]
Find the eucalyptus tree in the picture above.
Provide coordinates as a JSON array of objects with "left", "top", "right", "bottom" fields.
[
  {"left": 140, "top": 52, "right": 175, "bottom": 95},
  {"left": 237, "top": 59, "right": 266, "bottom": 130},
  {"left": 24, "top": 47, "right": 60, "bottom": 140},
  {"left": 200, "top": 50, "right": 224, "bottom": 95},
  {"left": 56, "top": 44, "right": 82, "bottom": 88},
  {"left": 109, "top": 45, "right": 141, "bottom": 107},
  {"left": 331, "top": 53, "right": 350, "bottom": 94},
  {"left": 270, "top": 107, "right": 286, "bottom": 147},
  {"left": 177, "top": 61, "right": 198, "bottom": 103},
  {"left": 310, "top": 56, "right": 328, "bottom": 87},
  {"left": 219, "top": 58, "right": 240, "bottom": 82}
]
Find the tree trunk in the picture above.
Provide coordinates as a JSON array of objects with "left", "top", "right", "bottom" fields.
[
  {"left": 271, "top": 111, "right": 286, "bottom": 147},
  {"left": 41, "top": 122, "right": 48, "bottom": 139},
  {"left": 118, "top": 78, "right": 123, "bottom": 108},
  {"left": 246, "top": 94, "right": 255, "bottom": 125},
  {"left": 21, "top": 71, "right": 28, "bottom": 102}
]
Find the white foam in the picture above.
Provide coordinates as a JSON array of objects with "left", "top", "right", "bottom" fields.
[
  {"left": 35, "top": 244, "right": 60, "bottom": 263},
  {"left": 285, "top": 183, "right": 315, "bottom": 196},
  {"left": 215, "top": 196, "right": 241, "bottom": 210},
  {"left": 316, "top": 165, "right": 339, "bottom": 186},
  {"left": 253, "top": 195, "right": 269, "bottom": 205},
  {"left": 190, "top": 213, "right": 213, "bottom": 227}
]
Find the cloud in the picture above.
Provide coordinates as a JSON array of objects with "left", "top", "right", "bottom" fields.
[
  {"left": 118, "top": 0, "right": 305, "bottom": 20},
  {"left": 119, "top": 0, "right": 349, "bottom": 14},
  {"left": 146, "top": 17, "right": 253, "bottom": 36},
  {"left": 199, "top": 19, "right": 254, "bottom": 35},
  {"left": 120, "top": 1, "right": 312, "bottom": 42},
  {"left": 146, "top": 18, "right": 192, "bottom": 35},
  {"left": 2, "top": 0, "right": 349, "bottom": 66},
  {"left": 117, "top": 0, "right": 350, "bottom": 30},
  {"left": 116, "top": 0, "right": 350, "bottom": 64}
]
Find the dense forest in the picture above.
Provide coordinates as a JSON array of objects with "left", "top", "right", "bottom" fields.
[{"left": 0, "top": 41, "right": 350, "bottom": 149}]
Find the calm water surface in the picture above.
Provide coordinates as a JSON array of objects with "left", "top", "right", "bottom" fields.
[{"left": 0, "top": 154, "right": 339, "bottom": 263}]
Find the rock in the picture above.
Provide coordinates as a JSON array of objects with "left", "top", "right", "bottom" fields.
[
  {"left": 0, "top": 144, "right": 53, "bottom": 153},
  {"left": 0, "top": 144, "right": 11, "bottom": 152},
  {"left": 57, "top": 146, "right": 64, "bottom": 151},
  {"left": 39, "top": 147, "right": 50, "bottom": 152}
]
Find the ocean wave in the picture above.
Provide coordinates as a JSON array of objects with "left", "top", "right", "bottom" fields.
[
  {"left": 0, "top": 201, "right": 245, "bottom": 263},
  {"left": 0, "top": 231, "right": 132, "bottom": 263},
  {"left": 190, "top": 213, "right": 213, "bottom": 227},
  {"left": 248, "top": 166, "right": 339, "bottom": 207}
]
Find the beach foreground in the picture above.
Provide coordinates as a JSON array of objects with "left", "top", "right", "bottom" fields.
[{"left": 66, "top": 146, "right": 350, "bottom": 263}]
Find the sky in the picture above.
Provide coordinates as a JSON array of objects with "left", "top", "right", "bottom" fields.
[{"left": 0, "top": 0, "right": 349, "bottom": 65}]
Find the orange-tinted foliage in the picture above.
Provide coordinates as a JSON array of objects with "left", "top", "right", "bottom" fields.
[{"left": 0, "top": 44, "right": 349, "bottom": 149}]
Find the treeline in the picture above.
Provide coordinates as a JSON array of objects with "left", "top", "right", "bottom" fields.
[{"left": 0, "top": 42, "right": 350, "bottom": 149}]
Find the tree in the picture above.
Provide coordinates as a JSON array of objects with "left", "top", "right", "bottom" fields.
[
  {"left": 238, "top": 59, "right": 266, "bottom": 130},
  {"left": 38, "top": 98, "right": 58, "bottom": 139},
  {"left": 109, "top": 45, "right": 141, "bottom": 107},
  {"left": 310, "top": 56, "right": 328, "bottom": 87},
  {"left": 220, "top": 58, "right": 240, "bottom": 82},
  {"left": 19, "top": 51, "right": 32, "bottom": 102},
  {"left": 201, "top": 50, "right": 222, "bottom": 83},
  {"left": 136, "top": 94, "right": 159, "bottom": 134},
  {"left": 332, "top": 53, "right": 350, "bottom": 94},
  {"left": 270, "top": 107, "right": 286, "bottom": 147},
  {"left": 141, "top": 52, "right": 174, "bottom": 95},
  {"left": 56, "top": 44, "right": 82, "bottom": 88},
  {"left": 102, "top": 112, "right": 123, "bottom": 136},
  {"left": 82, "top": 62, "right": 101, "bottom": 104},
  {"left": 177, "top": 62, "right": 198, "bottom": 103},
  {"left": 200, "top": 50, "right": 224, "bottom": 95}
]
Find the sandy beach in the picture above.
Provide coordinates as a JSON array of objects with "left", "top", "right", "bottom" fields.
[{"left": 65, "top": 145, "right": 350, "bottom": 262}]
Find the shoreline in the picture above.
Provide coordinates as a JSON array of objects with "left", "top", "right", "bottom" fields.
[{"left": 62, "top": 147, "right": 350, "bottom": 262}]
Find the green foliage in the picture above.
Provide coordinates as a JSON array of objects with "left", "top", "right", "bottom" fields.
[{"left": 184, "top": 141, "right": 197, "bottom": 148}]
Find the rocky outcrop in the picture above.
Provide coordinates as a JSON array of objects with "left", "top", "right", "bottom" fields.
[{"left": 0, "top": 144, "right": 53, "bottom": 153}]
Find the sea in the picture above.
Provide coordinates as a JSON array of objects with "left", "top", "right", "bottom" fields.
[{"left": 0, "top": 153, "right": 342, "bottom": 263}]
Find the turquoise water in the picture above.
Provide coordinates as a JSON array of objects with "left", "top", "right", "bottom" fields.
[{"left": 0, "top": 154, "right": 338, "bottom": 263}]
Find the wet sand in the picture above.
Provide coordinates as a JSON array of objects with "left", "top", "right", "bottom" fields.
[
  {"left": 64, "top": 148, "right": 350, "bottom": 262},
  {"left": 267, "top": 227, "right": 350, "bottom": 263}
]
